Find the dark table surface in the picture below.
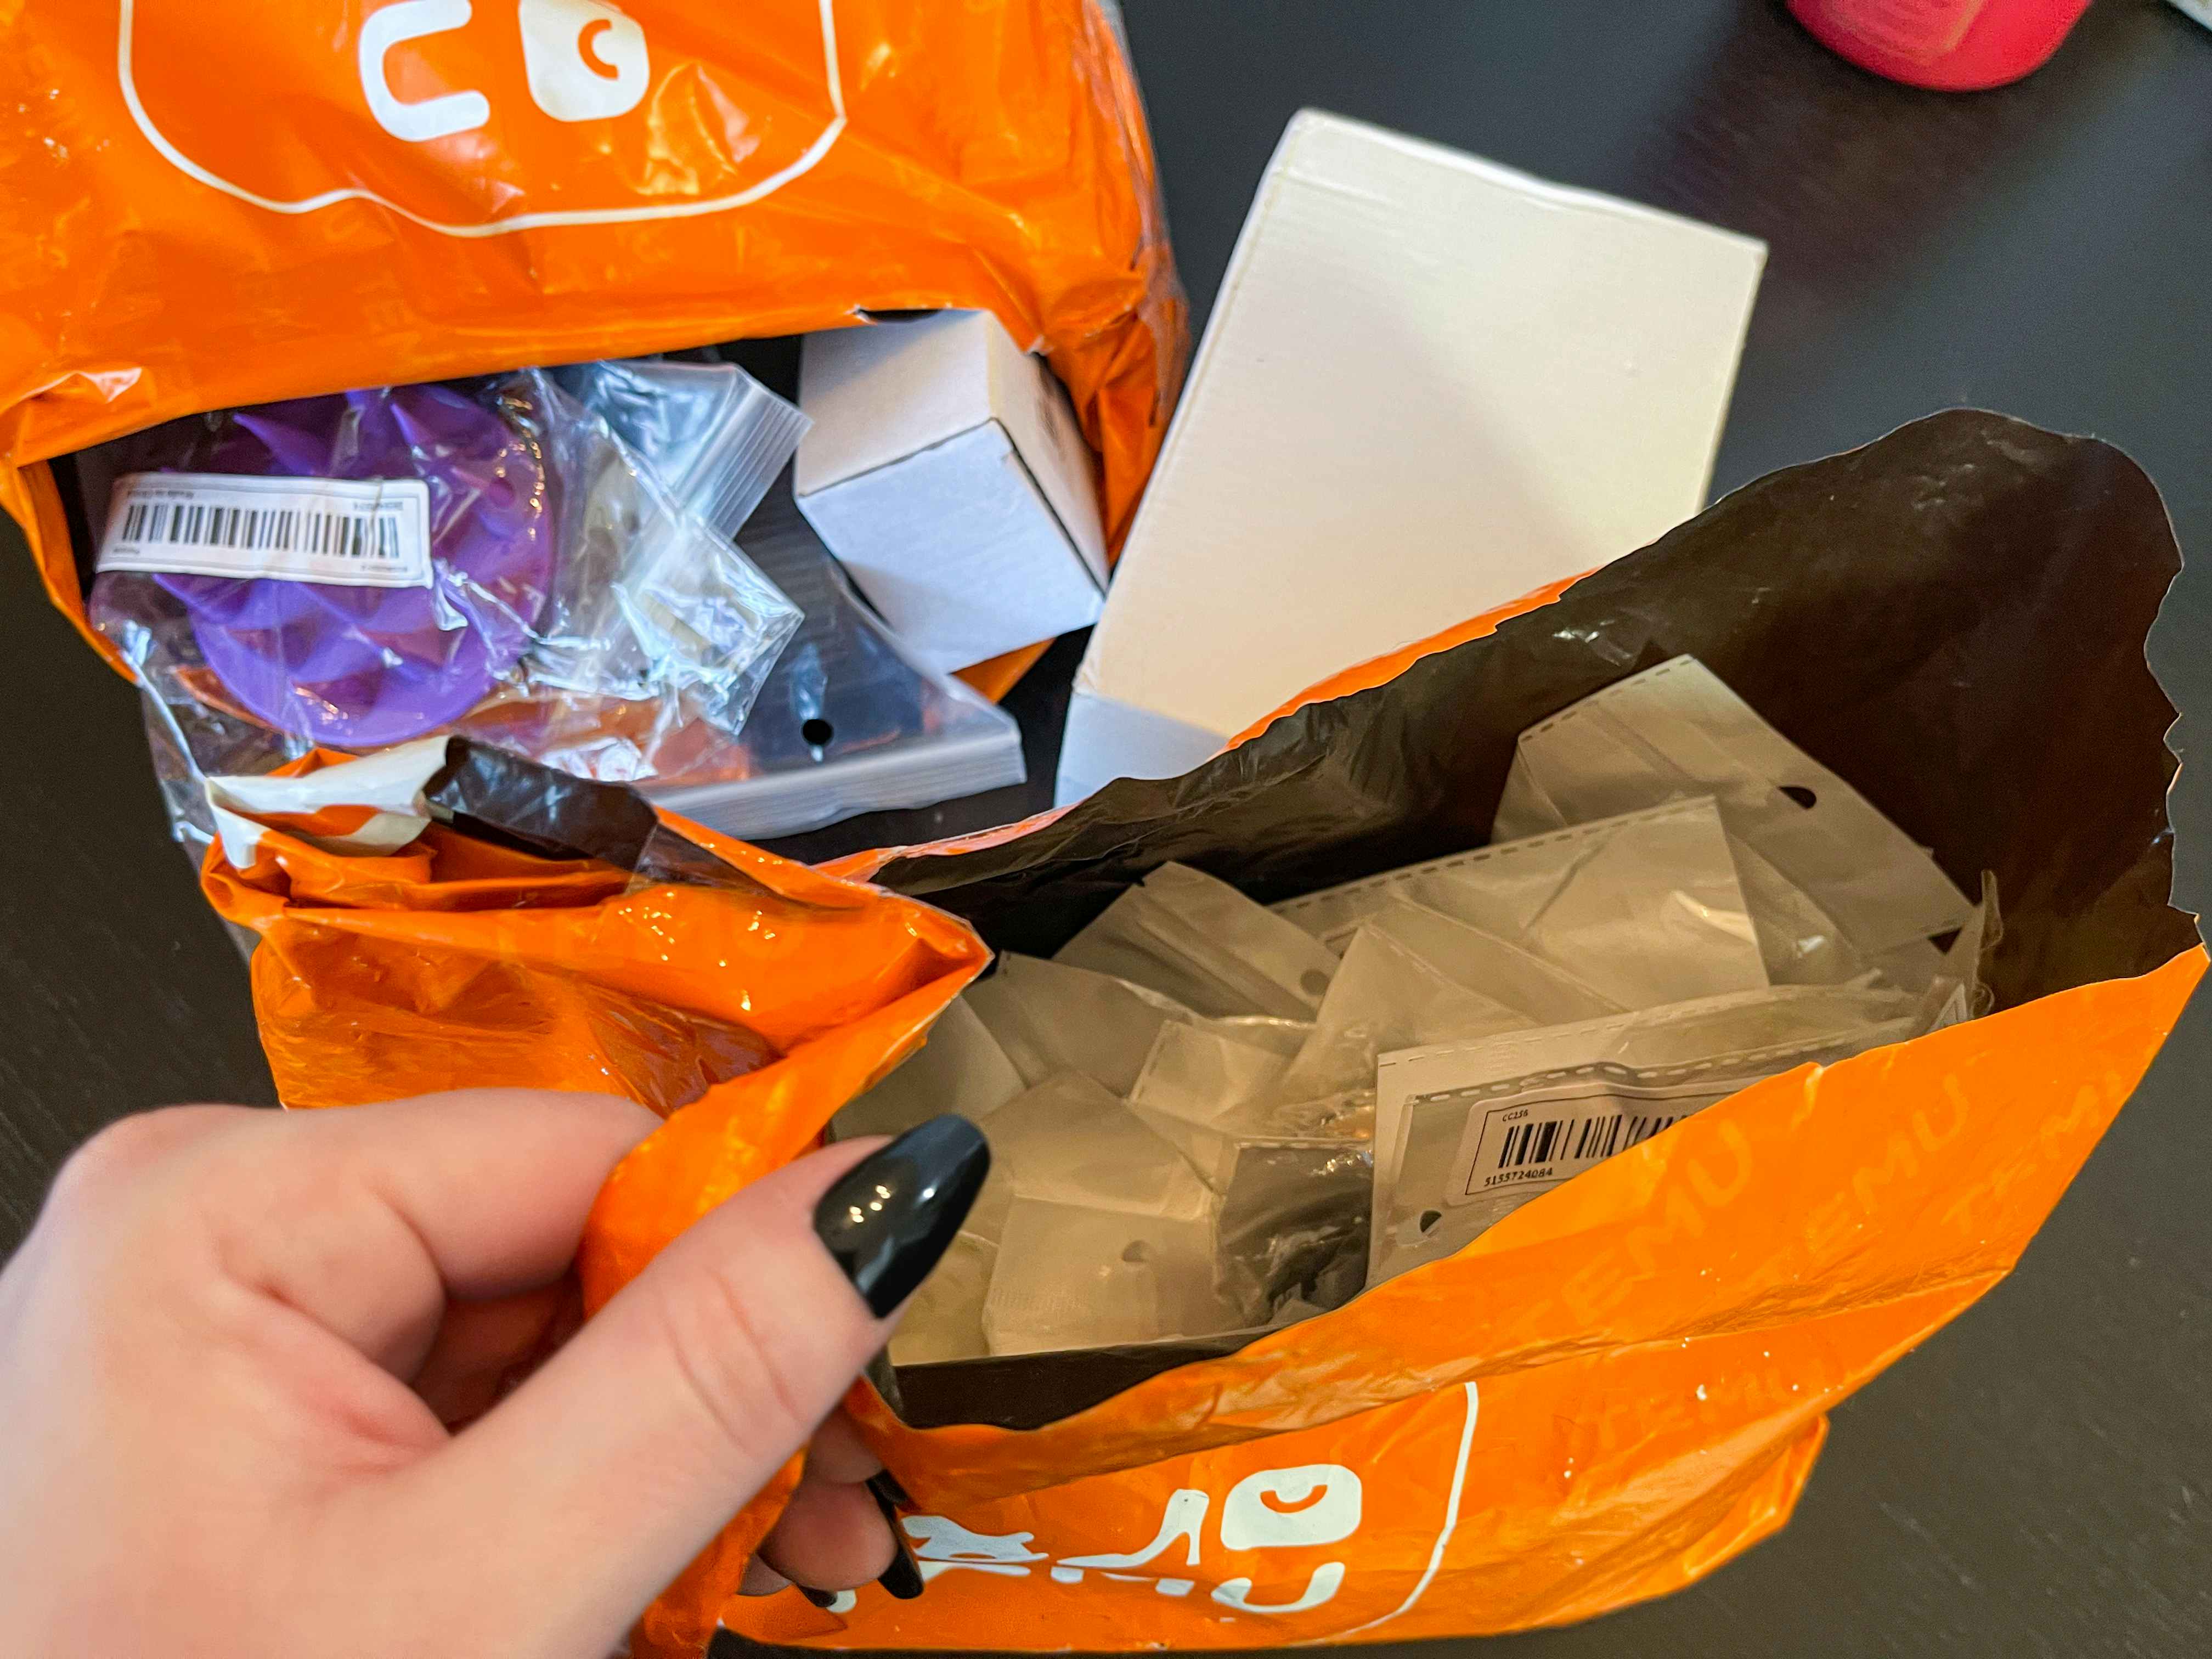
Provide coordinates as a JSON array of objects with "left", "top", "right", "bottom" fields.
[{"left": 4, "top": 1, "right": 2209, "bottom": 1654}]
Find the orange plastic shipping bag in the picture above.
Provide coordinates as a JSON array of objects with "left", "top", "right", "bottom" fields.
[
  {"left": 199, "top": 411, "right": 2201, "bottom": 1658},
  {"left": 0, "top": 0, "right": 1183, "bottom": 695}
]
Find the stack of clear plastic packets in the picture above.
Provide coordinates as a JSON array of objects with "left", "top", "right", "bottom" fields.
[{"left": 840, "top": 653, "right": 1998, "bottom": 1364}]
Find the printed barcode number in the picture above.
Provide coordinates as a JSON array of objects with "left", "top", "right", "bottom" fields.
[
  {"left": 1493, "top": 1110, "right": 1685, "bottom": 1171},
  {"left": 119, "top": 499, "right": 405, "bottom": 563}
]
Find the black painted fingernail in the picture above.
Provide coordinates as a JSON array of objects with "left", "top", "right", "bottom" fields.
[
  {"left": 813, "top": 1115, "right": 990, "bottom": 1319},
  {"left": 868, "top": 1472, "right": 926, "bottom": 1601},
  {"left": 798, "top": 1585, "right": 840, "bottom": 1610}
]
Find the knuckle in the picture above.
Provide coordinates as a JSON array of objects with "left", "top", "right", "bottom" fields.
[
  {"left": 49, "top": 1110, "right": 192, "bottom": 1208},
  {"left": 42, "top": 1105, "right": 257, "bottom": 1242},
  {"left": 647, "top": 1258, "right": 822, "bottom": 1476}
]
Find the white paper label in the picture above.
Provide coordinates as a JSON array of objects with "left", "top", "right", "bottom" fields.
[
  {"left": 98, "top": 472, "right": 433, "bottom": 588},
  {"left": 1444, "top": 1071, "right": 1726, "bottom": 1207}
]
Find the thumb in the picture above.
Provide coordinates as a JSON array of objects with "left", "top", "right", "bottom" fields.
[{"left": 390, "top": 1115, "right": 988, "bottom": 1650}]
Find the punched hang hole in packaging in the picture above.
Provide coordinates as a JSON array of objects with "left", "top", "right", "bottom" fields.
[
  {"left": 1270, "top": 924, "right": 1534, "bottom": 1124},
  {"left": 793, "top": 309, "right": 1110, "bottom": 675},
  {"left": 1368, "top": 981, "right": 1939, "bottom": 1286},
  {"left": 1056, "top": 862, "right": 1345, "bottom": 1020},
  {"left": 982, "top": 1195, "right": 1226, "bottom": 1358},
  {"left": 1273, "top": 796, "right": 1771, "bottom": 1010},
  {"left": 640, "top": 478, "right": 1026, "bottom": 842},
  {"left": 1494, "top": 655, "right": 1975, "bottom": 957},
  {"left": 1054, "top": 109, "right": 1767, "bottom": 805}
]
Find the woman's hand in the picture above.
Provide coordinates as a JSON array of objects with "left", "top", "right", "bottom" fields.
[{"left": 0, "top": 1089, "right": 986, "bottom": 1657}]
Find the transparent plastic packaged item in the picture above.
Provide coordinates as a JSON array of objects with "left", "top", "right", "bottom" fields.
[
  {"left": 1727, "top": 832, "right": 1873, "bottom": 986},
  {"left": 1056, "top": 862, "right": 1344, "bottom": 1019},
  {"left": 641, "top": 479, "right": 1026, "bottom": 841},
  {"left": 1127, "top": 1021, "right": 1300, "bottom": 1191},
  {"left": 1363, "top": 898, "right": 1624, "bottom": 1027},
  {"left": 1494, "top": 656, "right": 1976, "bottom": 956},
  {"left": 887, "top": 1229, "right": 997, "bottom": 1368},
  {"left": 981, "top": 1196, "right": 1224, "bottom": 1358},
  {"left": 988, "top": 1071, "right": 1215, "bottom": 1224},
  {"left": 85, "top": 373, "right": 802, "bottom": 789},
  {"left": 556, "top": 357, "right": 809, "bottom": 540},
  {"left": 1276, "top": 797, "right": 1770, "bottom": 1010},
  {"left": 1274, "top": 925, "right": 1535, "bottom": 1115},
  {"left": 1214, "top": 1140, "right": 1374, "bottom": 1329},
  {"left": 831, "top": 997, "right": 1025, "bottom": 1143},
  {"left": 1369, "top": 981, "right": 1934, "bottom": 1286},
  {"left": 964, "top": 954, "right": 1197, "bottom": 1096}
]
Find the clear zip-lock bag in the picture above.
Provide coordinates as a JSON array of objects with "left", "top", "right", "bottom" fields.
[
  {"left": 84, "top": 373, "right": 803, "bottom": 861},
  {"left": 562, "top": 359, "right": 1027, "bottom": 840},
  {"left": 555, "top": 358, "right": 810, "bottom": 541}
]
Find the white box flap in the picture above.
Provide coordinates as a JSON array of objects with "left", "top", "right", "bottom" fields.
[
  {"left": 1062, "top": 110, "right": 1765, "bottom": 799},
  {"left": 794, "top": 312, "right": 997, "bottom": 496}
]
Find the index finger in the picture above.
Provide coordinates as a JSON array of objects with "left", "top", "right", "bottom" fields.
[{"left": 72, "top": 1089, "right": 660, "bottom": 1376}]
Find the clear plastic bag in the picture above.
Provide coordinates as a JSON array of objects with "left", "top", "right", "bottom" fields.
[
  {"left": 831, "top": 997, "right": 1026, "bottom": 1143},
  {"left": 1127, "top": 1020, "right": 1301, "bottom": 1191},
  {"left": 1494, "top": 656, "right": 1975, "bottom": 957},
  {"left": 964, "top": 953, "right": 1197, "bottom": 1096},
  {"left": 887, "top": 1229, "right": 997, "bottom": 1368},
  {"left": 556, "top": 357, "right": 809, "bottom": 540},
  {"left": 1057, "top": 862, "right": 1344, "bottom": 1019},
  {"left": 1276, "top": 798, "right": 1770, "bottom": 1010},
  {"left": 982, "top": 1197, "right": 1224, "bottom": 1358},
  {"left": 1214, "top": 1140, "right": 1373, "bottom": 1329},
  {"left": 86, "top": 373, "right": 802, "bottom": 791},
  {"left": 1369, "top": 981, "right": 1933, "bottom": 1286},
  {"left": 640, "top": 477, "right": 1028, "bottom": 840},
  {"left": 988, "top": 1071, "right": 1216, "bottom": 1224},
  {"left": 1361, "top": 898, "right": 1625, "bottom": 1026},
  {"left": 1273, "top": 925, "right": 1534, "bottom": 1115}
]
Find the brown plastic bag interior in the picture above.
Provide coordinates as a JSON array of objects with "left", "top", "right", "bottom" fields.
[{"left": 857, "top": 411, "right": 2199, "bottom": 1429}]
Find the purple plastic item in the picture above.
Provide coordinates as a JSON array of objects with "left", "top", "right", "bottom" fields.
[{"left": 152, "top": 385, "right": 555, "bottom": 748}]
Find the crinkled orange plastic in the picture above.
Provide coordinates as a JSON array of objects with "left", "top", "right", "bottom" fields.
[
  {"left": 200, "top": 579, "right": 2203, "bottom": 1658},
  {"left": 205, "top": 787, "right": 993, "bottom": 1658},
  {"left": 0, "top": 1, "right": 1184, "bottom": 687}
]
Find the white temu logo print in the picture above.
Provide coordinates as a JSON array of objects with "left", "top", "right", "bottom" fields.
[
  {"left": 358, "top": 0, "right": 650, "bottom": 142},
  {"left": 517, "top": 0, "right": 651, "bottom": 122},
  {"left": 900, "top": 1465, "right": 1365, "bottom": 1613}
]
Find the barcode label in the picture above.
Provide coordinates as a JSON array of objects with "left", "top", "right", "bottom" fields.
[
  {"left": 98, "top": 472, "right": 432, "bottom": 588},
  {"left": 1491, "top": 1109, "right": 1685, "bottom": 1173},
  {"left": 1448, "top": 1076, "right": 1730, "bottom": 1204}
]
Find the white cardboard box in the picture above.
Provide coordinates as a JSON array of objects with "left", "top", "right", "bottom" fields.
[
  {"left": 794, "top": 309, "right": 1109, "bottom": 674},
  {"left": 1055, "top": 110, "right": 1767, "bottom": 805}
]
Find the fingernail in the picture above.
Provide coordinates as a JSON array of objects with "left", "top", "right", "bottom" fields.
[
  {"left": 867, "top": 1472, "right": 926, "bottom": 1601},
  {"left": 798, "top": 1585, "right": 840, "bottom": 1610},
  {"left": 813, "top": 1115, "right": 990, "bottom": 1319}
]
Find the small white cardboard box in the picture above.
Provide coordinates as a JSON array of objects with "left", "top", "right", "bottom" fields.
[
  {"left": 794, "top": 309, "right": 1109, "bottom": 674},
  {"left": 1056, "top": 110, "right": 1767, "bottom": 805}
]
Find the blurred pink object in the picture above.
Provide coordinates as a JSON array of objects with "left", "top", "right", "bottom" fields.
[{"left": 1789, "top": 0, "right": 2096, "bottom": 89}]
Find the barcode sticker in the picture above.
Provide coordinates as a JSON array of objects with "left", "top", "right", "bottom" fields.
[
  {"left": 98, "top": 473, "right": 432, "bottom": 588},
  {"left": 1447, "top": 1074, "right": 1728, "bottom": 1206}
]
